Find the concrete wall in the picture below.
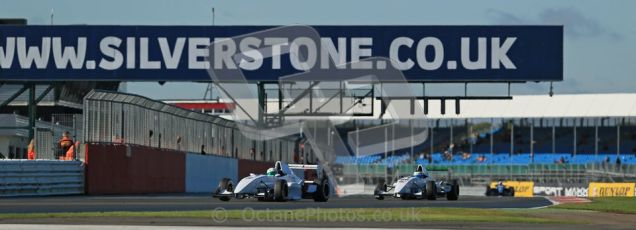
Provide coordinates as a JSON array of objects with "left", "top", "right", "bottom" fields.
[
  {"left": 238, "top": 159, "right": 274, "bottom": 179},
  {"left": 185, "top": 153, "right": 238, "bottom": 193},
  {"left": 85, "top": 144, "right": 185, "bottom": 194}
]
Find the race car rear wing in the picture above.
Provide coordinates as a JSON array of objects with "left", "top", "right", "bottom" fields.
[
  {"left": 288, "top": 164, "right": 324, "bottom": 182},
  {"left": 288, "top": 164, "right": 318, "bottom": 170}
]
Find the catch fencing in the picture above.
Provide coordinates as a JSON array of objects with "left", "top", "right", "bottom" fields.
[
  {"left": 0, "top": 113, "right": 80, "bottom": 160},
  {"left": 83, "top": 90, "right": 296, "bottom": 162},
  {"left": 34, "top": 114, "right": 83, "bottom": 160},
  {"left": 337, "top": 162, "right": 636, "bottom": 188}
]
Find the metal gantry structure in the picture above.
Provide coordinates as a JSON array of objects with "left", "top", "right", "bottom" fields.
[
  {"left": 0, "top": 83, "right": 55, "bottom": 142},
  {"left": 253, "top": 81, "right": 516, "bottom": 128}
]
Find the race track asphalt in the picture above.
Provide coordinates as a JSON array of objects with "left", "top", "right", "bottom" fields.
[{"left": 0, "top": 194, "right": 551, "bottom": 213}]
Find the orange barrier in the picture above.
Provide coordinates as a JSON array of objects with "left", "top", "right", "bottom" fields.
[{"left": 85, "top": 143, "right": 185, "bottom": 194}]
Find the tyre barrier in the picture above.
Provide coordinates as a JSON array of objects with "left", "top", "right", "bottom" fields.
[{"left": 0, "top": 160, "right": 84, "bottom": 197}]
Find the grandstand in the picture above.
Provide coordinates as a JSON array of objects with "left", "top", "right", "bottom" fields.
[{"left": 333, "top": 93, "right": 636, "bottom": 185}]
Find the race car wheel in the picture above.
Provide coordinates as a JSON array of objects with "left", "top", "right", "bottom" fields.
[
  {"left": 374, "top": 182, "right": 387, "bottom": 200},
  {"left": 425, "top": 181, "right": 436, "bottom": 200},
  {"left": 313, "top": 178, "right": 330, "bottom": 202},
  {"left": 485, "top": 186, "right": 495, "bottom": 196},
  {"left": 447, "top": 183, "right": 459, "bottom": 200},
  {"left": 274, "top": 179, "right": 288, "bottom": 201},
  {"left": 508, "top": 187, "right": 515, "bottom": 197},
  {"left": 217, "top": 178, "right": 233, "bottom": 202}
]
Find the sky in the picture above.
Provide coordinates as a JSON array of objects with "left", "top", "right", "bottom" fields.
[{"left": 2, "top": 0, "right": 635, "bottom": 99}]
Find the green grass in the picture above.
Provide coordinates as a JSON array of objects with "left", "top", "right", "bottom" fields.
[
  {"left": 551, "top": 197, "right": 636, "bottom": 214},
  {"left": 0, "top": 207, "right": 564, "bottom": 224}
]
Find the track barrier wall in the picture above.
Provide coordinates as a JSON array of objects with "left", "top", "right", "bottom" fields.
[
  {"left": 85, "top": 144, "right": 185, "bottom": 194},
  {"left": 0, "top": 160, "right": 84, "bottom": 197},
  {"left": 588, "top": 182, "right": 635, "bottom": 197},
  {"left": 533, "top": 183, "right": 589, "bottom": 197},
  {"left": 185, "top": 153, "right": 238, "bottom": 193},
  {"left": 238, "top": 159, "right": 274, "bottom": 179}
]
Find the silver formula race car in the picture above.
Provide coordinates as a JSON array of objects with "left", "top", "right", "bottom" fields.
[
  {"left": 213, "top": 161, "right": 330, "bottom": 202},
  {"left": 374, "top": 165, "right": 459, "bottom": 200}
]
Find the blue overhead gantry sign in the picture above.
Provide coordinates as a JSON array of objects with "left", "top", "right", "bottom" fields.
[{"left": 0, "top": 25, "right": 562, "bottom": 82}]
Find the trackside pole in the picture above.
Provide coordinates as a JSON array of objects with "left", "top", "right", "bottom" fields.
[
  {"left": 356, "top": 126, "right": 360, "bottom": 185},
  {"left": 617, "top": 122, "right": 620, "bottom": 157},
  {"left": 384, "top": 125, "right": 388, "bottom": 183},
  {"left": 574, "top": 122, "right": 577, "bottom": 156},
  {"left": 552, "top": 122, "right": 556, "bottom": 154},
  {"left": 510, "top": 121, "right": 514, "bottom": 156},
  {"left": 595, "top": 118, "right": 598, "bottom": 157},
  {"left": 28, "top": 84, "right": 36, "bottom": 143},
  {"left": 410, "top": 120, "right": 414, "bottom": 162},
  {"left": 530, "top": 121, "right": 534, "bottom": 164},
  {"left": 490, "top": 118, "right": 494, "bottom": 155},
  {"left": 430, "top": 125, "right": 434, "bottom": 157}
]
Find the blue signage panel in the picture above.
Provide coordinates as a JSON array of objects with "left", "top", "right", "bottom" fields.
[{"left": 0, "top": 25, "right": 562, "bottom": 82}]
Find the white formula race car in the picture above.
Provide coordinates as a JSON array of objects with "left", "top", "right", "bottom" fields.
[
  {"left": 374, "top": 165, "right": 459, "bottom": 200},
  {"left": 213, "top": 161, "right": 330, "bottom": 202}
]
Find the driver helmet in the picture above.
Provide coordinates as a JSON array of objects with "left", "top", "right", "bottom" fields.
[
  {"left": 497, "top": 181, "right": 504, "bottom": 186},
  {"left": 266, "top": 168, "right": 276, "bottom": 176},
  {"left": 413, "top": 171, "right": 424, "bottom": 178}
]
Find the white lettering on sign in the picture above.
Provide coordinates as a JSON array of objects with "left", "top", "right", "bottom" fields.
[
  {"left": 0, "top": 36, "right": 518, "bottom": 72},
  {"left": 98, "top": 36, "right": 123, "bottom": 70}
]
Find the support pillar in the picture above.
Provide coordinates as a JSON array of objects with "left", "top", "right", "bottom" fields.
[
  {"left": 595, "top": 118, "right": 598, "bottom": 156},
  {"left": 510, "top": 121, "right": 514, "bottom": 156},
  {"left": 27, "top": 84, "right": 36, "bottom": 142},
  {"left": 430, "top": 125, "right": 434, "bottom": 154},
  {"left": 450, "top": 120, "right": 454, "bottom": 148},
  {"left": 552, "top": 120, "right": 556, "bottom": 154},
  {"left": 530, "top": 120, "right": 534, "bottom": 163},
  {"left": 573, "top": 121, "right": 577, "bottom": 156},
  {"left": 617, "top": 121, "right": 621, "bottom": 157},
  {"left": 468, "top": 119, "right": 473, "bottom": 154},
  {"left": 410, "top": 120, "right": 414, "bottom": 160},
  {"left": 490, "top": 120, "right": 494, "bottom": 154},
  {"left": 257, "top": 82, "right": 265, "bottom": 127}
]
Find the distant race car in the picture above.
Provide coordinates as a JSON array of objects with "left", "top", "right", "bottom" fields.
[
  {"left": 485, "top": 181, "right": 515, "bottom": 196},
  {"left": 213, "top": 161, "right": 330, "bottom": 202},
  {"left": 374, "top": 165, "right": 459, "bottom": 200}
]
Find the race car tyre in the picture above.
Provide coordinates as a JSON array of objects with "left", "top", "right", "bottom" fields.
[
  {"left": 217, "top": 178, "right": 233, "bottom": 201},
  {"left": 374, "top": 182, "right": 387, "bottom": 200},
  {"left": 313, "top": 178, "right": 330, "bottom": 202},
  {"left": 508, "top": 187, "right": 515, "bottom": 197},
  {"left": 485, "top": 186, "right": 495, "bottom": 196},
  {"left": 425, "top": 181, "right": 436, "bottom": 200},
  {"left": 274, "top": 179, "right": 288, "bottom": 201},
  {"left": 447, "top": 183, "right": 459, "bottom": 200}
]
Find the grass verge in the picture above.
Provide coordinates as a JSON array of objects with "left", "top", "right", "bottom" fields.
[
  {"left": 550, "top": 197, "right": 636, "bottom": 214},
  {"left": 0, "top": 207, "right": 564, "bottom": 224}
]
